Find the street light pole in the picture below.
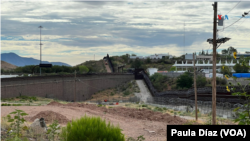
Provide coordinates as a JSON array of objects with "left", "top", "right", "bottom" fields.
[
  {"left": 193, "top": 53, "right": 197, "bottom": 121},
  {"left": 212, "top": 2, "right": 217, "bottom": 125},
  {"left": 39, "top": 26, "right": 43, "bottom": 76}
]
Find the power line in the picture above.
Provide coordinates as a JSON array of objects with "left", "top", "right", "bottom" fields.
[
  {"left": 218, "top": 10, "right": 250, "bottom": 33},
  {"left": 218, "top": 16, "right": 244, "bottom": 32},
  {"left": 225, "top": 16, "right": 248, "bottom": 37},
  {"left": 225, "top": 0, "right": 241, "bottom": 15}
]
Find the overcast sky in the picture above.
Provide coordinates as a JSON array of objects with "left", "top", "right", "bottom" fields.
[{"left": 1, "top": 0, "right": 250, "bottom": 66}]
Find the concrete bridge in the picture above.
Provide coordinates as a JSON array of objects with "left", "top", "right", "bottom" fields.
[{"left": 1, "top": 73, "right": 134, "bottom": 101}]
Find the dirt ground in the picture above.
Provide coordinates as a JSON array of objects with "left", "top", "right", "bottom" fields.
[{"left": 1, "top": 102, "right": 190, "bottom": 141}]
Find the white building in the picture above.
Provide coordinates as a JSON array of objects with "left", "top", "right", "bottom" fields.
[
  {"left": 173, "top": 59, "right": 250, "bottom": 73},
  {"left": 146, "top": 68, "right": 158, "bottom": 76},
  {"left": 185, "top": 54, "right": 213, "bottom": 61}
]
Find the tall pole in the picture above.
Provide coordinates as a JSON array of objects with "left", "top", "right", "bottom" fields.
[
  {"left": 184, "top": 21, "right": 185, "bottom": 55},
  {"left": 193, "top": 53, "right": 197, "bottom": 121},
  {"left": 212, "top": 2, "right": 217, "bottom": 125},
  {"left": 38, "top": 26, "right": 43, "bottom": 76},
  {"left": 75, "top": 70, "right": 76, "bottom": 102}
]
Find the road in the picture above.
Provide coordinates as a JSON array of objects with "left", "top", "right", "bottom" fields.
[
  {"left": 103, "top": 59, "right": 112, "bottom": 73},
  {"left": 134, "top": 80, "right": 153, "bottom": 103}
]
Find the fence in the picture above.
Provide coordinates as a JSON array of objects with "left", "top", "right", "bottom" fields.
[
  {"left": 1, "top": 73, "right": 134, "bottom": 101},
  {"left": 158, "top": 72, "right": 205, "bottom": 78},
  {"left": 146, "top": 97, "right": 248, "bottom": 119},
  {"left": 140, "top": 70, "right": 250, "bottom": 103},
  {"left": 105, "top": 54, "right": 114, "bottom": 72},
  {"left": 88, "top": 96, "right": 247, "bottom": 119}
]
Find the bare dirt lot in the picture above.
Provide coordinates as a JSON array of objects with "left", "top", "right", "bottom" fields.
[{"left": 1, "top": 102, "right": 190, "bottom": 141}]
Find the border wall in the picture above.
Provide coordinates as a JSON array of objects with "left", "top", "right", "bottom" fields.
[{"left": 1, "top": 73, "right": 134, "bottom": 102}]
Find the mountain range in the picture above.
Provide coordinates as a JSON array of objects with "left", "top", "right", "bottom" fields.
[{"left": 1, "top": 53, "right": 71, "bottom": 67}]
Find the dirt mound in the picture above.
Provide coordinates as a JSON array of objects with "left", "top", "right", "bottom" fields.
[
  {"left": 28, "top": 111, "right": 70, "bottom": 124},
  {"left": 47, "top": 101, "right": 64, "bottom": 106},
  {"left": 46, "top": 102, "right": 188, "bottom": 124},
  {"left": 105, "top": 107, "right": 187, "bottom": 124}
]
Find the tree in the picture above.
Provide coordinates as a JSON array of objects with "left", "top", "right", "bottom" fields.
[
  {"left": 227, "top": 46, "right": 237, "bottom": 55},
  {"left": 79, "top": 65, "right": 89, "bottom": 73},
  {"left": 221, "top": 65, "right": 232, "bottom": 76},
  {"left": 196, "top": 75, "right": 207, "bottom": 87},
  {"left": 176, "top": 72, "right": 193, "bottom": 89},
  {"left": 202, "top": 49, "right": 205, "bottom": 55},
  {"left": 131, "top": 54, "right": 136, "bottom": 56},
  {"left": 222, "top": 49, "right": 228, "bottom": 55},
  {"left": 233, "top": 63, "right": 249, "bottom": 73},
  {"left": 145, "top": 57, "right": 151, "bottom": 64},
  {"left": 131, "top": 59, "right": 142, "bottom": 69},
  {"left": 169, "top": 66, "right": 176, "bottom": 71}
]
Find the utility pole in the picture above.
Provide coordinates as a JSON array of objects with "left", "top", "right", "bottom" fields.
[
  {"left": 193, "top": 53, "right": 198, "bottom": 121},
  {"left": 38, "top": 26, "right": 43, "bottom": 76},
  {"left": 75, "top": 70, "right": 76, "bottom": 102},
  {"left": 212, "top": 2, "right": 217, "bottom": 125}
]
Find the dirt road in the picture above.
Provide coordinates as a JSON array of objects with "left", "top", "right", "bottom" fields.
[
  {"left": 135, "top": 80, "right": 153, "bottom": 103},
  {"left": 103, "top": 59, "right": 112, "bottom": 73}
]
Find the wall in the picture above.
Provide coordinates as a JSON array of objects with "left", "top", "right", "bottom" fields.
[
  {"left": 1, "top": 74, "right": 134, "bottom": 102},
  {"left": 141, "top": 70, "right": 249, "bottom": 103},
  {"left": 158, "top": 72, "right": 205, "bottom": 78}
]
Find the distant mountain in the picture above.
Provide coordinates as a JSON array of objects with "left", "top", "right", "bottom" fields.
[{"left": 1, "top": 53, "right": 71, "bottom": 67}]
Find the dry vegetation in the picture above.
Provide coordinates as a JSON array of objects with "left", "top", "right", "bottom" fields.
[
  {"left": 1, "top": 61, "right": 17, "bottom": 71},
  {"left": 89, "top": 80, "right": 140, "bottom": 102},
  {"left": 76, "top": 59, "right": 107, "bottom": 73}
]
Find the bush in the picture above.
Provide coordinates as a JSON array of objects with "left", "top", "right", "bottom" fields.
[
  {"left": 60, "top": 115, "right": 125, "bottom": 141},
  {"left": 215, "top": 77, "right": 227, "bottom": 85},
  {"left": 149, "top": 73, "right": 168, "bottom": 92},
  {"left": 123, "top": 91, "right": 130, "bottom": 96},
  {"left": 176, "top": 72, "right": 193, "bottom": 88},
  {"left": 233, "top": 63, "right": 249, "bottom": 73},
  {"left": 196, "top": 75, "right": 207, "bottom": 87}
]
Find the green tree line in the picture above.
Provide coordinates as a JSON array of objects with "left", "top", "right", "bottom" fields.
[{"left": 1, "top": 65, "right": 91, "bottom": 74}]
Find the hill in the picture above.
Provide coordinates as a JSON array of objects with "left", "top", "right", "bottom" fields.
[
  {"left": 108, "top": 54, "right": 174, "bottom": 72},
  {"left": 1, "top": 53, "right": 71, "bottom": 67},
  {"left": 76, "top": 60, "right": 107, "bottom": 73},
  {"left": 1, "top": 61, "right": 17, "bottom": 70}
]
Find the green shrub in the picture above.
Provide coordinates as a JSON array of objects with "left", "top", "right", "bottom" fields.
[
  {"left": 154, "top": 107, "right": 163, "bottom": 112},
  {"left": 141, "top": 105, "right": 148, "bottom": 107},
  {"left": 196, "top": 75, "right": 207, "bottom": 87},
  {"left": 60, "top": 115, "right": 125, "bottom": 141},
  {"left": 123, "top": 91, "right": 130, "bottom": 96},
  {"left": 127, "top": 135, "right": 145, "bottom": 141},
  {"left": 98, "top": 104, "right": 103, "bottom": 107}
]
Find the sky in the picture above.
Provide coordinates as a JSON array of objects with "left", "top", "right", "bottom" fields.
[{"left": 1, "top": 0, "right": 250, "bottom": 66}]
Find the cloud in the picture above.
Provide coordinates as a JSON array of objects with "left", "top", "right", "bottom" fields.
[
  {"left": 74, "top": 0, "right": 126, "bottom": 6},
  {"left": 1, "top": 1, "right": 250, "bottom": 66}
]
